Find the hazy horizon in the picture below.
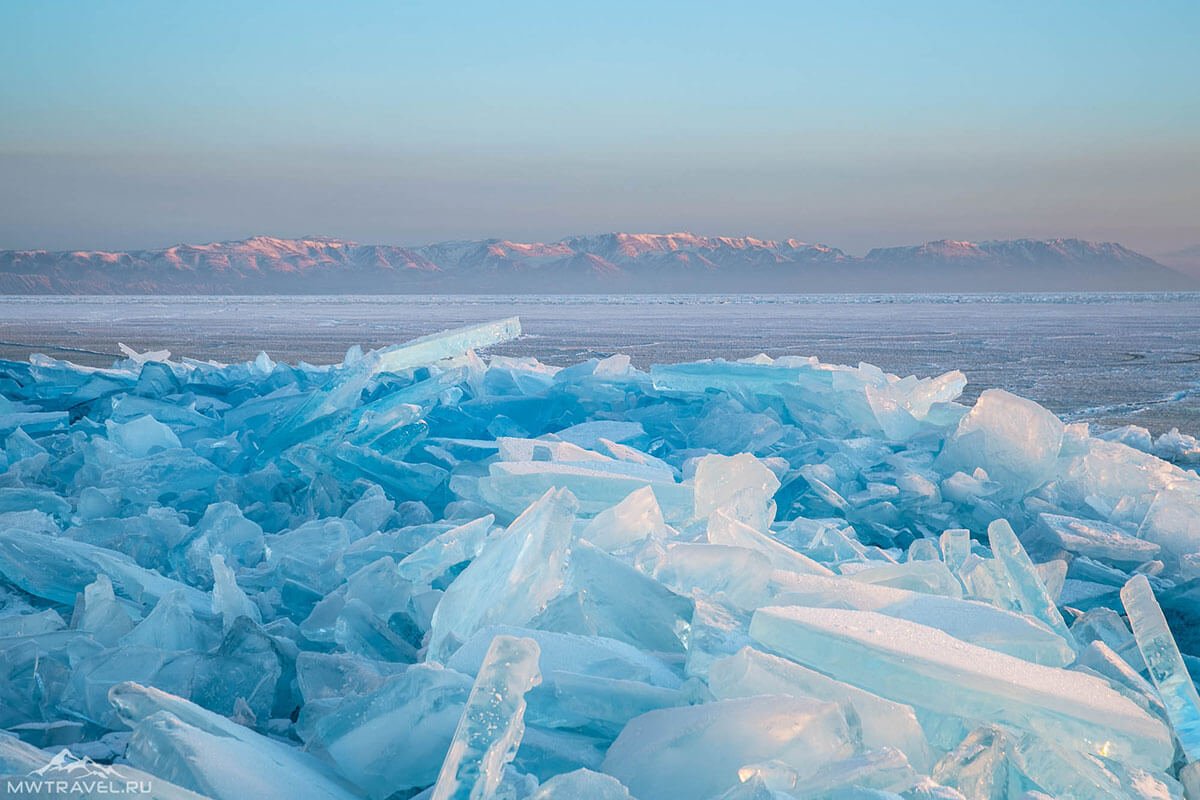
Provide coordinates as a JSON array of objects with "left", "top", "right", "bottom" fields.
[{"left": 2, "top": 1, "right": 1198, "bottom": 257}]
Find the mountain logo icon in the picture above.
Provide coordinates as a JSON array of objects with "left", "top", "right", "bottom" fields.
[{"left": 29, "top": 749, "right": 124, "bottom": 780}]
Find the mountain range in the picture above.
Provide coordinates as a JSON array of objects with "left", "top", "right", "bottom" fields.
[{"left": 0, "top": 233, "right": 1193, "bottom": 294}]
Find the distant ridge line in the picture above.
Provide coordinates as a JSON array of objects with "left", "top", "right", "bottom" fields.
[{"left": 0, "top": 233, "right": 1193, "bottom": 294}]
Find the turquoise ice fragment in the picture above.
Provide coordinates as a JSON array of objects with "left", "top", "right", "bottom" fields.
[
  {"left": 306, "top": 663, "right": 474, "bottom": 797},
  {"left": 602, "top": 695, "right": 854, "bottom": 800},
  {"left": 209, "top": 554, "right": 260, "bottom": 631},
  {"left": 771, "top": 572, "right": 1074, "bottom": 666},
  {"left": 1122, "top": 574, "right": 1200, "bottom": 762},
  {"left": 938, "top": 389, "right": 1065, "bottom": 494},
  {"left": 431, "top": 634, "right": 541, "bottom": 800},
  {"left": 1037, "top": 513, "right": 1160, "bottom": 563},
  {"left": 939, "top": 529, "right": 972, "bottom": 573},
  {"left": 749, "top": 606, "right": 1172, "bottom": 769},
  {"left": 0, "top": 528, "right": 212, "bottom": 614},
  {"left": 70, "top": 573, "right": 135, "bottom": 645},
  {"left": 0, "top": 730, "right": 207, "bottom": 800},
  {"left": 529, "top": 769, "right": 635, "bottom": 799},
  {"left": 708, "top": 646, "right": 932, "bottom": 771},
  {"left": 706, "top": 509, "right": 833, "bottom": 576},
  {"left": 427, "top": 488, "right": 575, "bottom": 662},
  {"left": 986, "top": 519, "right": 1076, "bottom": 647},
  {"left": 110, "top": 682, "right": 359, "bottom": 800}
]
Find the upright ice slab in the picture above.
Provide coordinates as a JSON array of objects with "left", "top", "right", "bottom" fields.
[
  {"left": 986, "top": 519, "right": 1076, "bottom": 646},
  {"left": 692, "top": 453, "right": 780, "bottom": 530},
  {"left": 431, "top": 635, "right": 542, "bottom": 800},
  {"left": 580, "top": 485, "right": 674, "bottom": 552},
  {"left": 1122, "top": 574, "right": 1200, "bottom": 762}
]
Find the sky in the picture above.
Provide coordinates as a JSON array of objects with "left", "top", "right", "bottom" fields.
[{"left": 1, "top": 0, "right": 1198, "bottom": 255}]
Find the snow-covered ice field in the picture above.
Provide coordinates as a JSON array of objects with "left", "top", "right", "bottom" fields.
[{"left": 1, "top": 293, "right": 1199, "bottom": 435}]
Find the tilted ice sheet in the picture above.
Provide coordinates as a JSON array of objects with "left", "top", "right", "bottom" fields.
[
  {"left": 769, "top": 572, "right": 1075, "bottom": 666},
  {"left": 749, "top": 606, "right": 1173, "bottom": 769}
]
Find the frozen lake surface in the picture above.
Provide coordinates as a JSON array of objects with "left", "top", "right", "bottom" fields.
[{"left": 1, "top": 293, "right": 1198, "bottom": 434}]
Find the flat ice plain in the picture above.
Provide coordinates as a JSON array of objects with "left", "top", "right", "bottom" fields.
[{"left": 2, "top": 293, "right": 1198, "bottom": 434}]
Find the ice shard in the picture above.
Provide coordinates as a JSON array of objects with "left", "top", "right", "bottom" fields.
[
  {"left": 532, "top": 539, "right": 694, "bottom": 656},
  {"left": 930, "top": 725, "right": 1024, "bottom": 799},
  {"left": 396, "top": 514, "right": 495, "bottom": 588},
  {"left": 70, "top": 573, "right": 135, "bottom": 645},
  {"left": 1138, "top": 488, "right": 1200, "bottom": 563},
  {"left": 692, "top": 453, "right": 781, "bottom": 530},
  {"left": 106, "top": 414, "right": 182, "bottom": 457},
  {"left": 750, "top": 606, "right": 1173, "bottom": 768},
  {"left": 1036, "top": 513, "right": 1160, "bottom": 563},
  {"left": 939, "top": 528, "right": 972, "bottom": 573},
  {"left": 375, "top": 317, "right": 522, "bottom": 376},
  {"left": 477, "top": 461, "right": 692, "bottom": 522},
  {"left": 938, "top": 389, "right": 1064, "bottom": 495},
  {"left": 708, "top": 646, "right": 933, "bottom": 771},
  {"left": 986, "top": 519, "right": 1076, "bottom": 647},
  {"left": 1121, "top": 574, "right": 1200, "bottom": 762},
  {"left": 770, "top": 747, "right": 920, "bottom": 797},
  {"left": 770, "top": 572, "right": 1075, "bottom": 666},
  {"left": 0, "top": 528, "right": 212, "bottom": 614},
  {"left": 110, "top": 682, "right": 358, "bottom": 800},
  {"left": 847, "top": 560, "right": 964, "bottom": 598},
  {"left": 431, "top": 635, "right": 542, "bottom": 800},
  {"left": 427, "top": 488, "right": 575, "bottom": 662},
  {"left": 652, "top": 543, "right": 772, "bottom": 610},
  {"left": 1010, "top": 727, "right": 1186, "bottom": 800},
  {"left": 706, "top": 509, "right": 833, "bottom": 576},
  {"left": 446, "top": 626, "right": 680, "bottom": 688},
  {"left": 305, "top": 663, "right": 474, "bottom": 796},
  {"left": 581, "top": 485, "right": 675, "bottom": 552},
  {"left": 602, "top": 695, "right": 855, "bottom": 800},
  {"left": 529, "top": 769, "right": 635, "bottom": 800},
  {"left": 0, "top": 730, "right": 208, "bottom": 800},
  {"left": 210, "top": 554, "right": 260, "bottom": 631}
]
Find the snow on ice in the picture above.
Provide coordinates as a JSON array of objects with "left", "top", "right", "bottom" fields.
[{"left": 0, "top": 316, "right": 1199, "bottom": 798}]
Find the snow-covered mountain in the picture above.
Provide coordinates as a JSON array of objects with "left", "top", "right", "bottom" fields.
[
  {"left": 0, "top": 233, "right": 1190, "bottom": 293},
  {"left": 865, "top": 238, "right": 1156, "bottom": 265}
]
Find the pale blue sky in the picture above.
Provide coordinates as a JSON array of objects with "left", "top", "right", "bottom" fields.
[{"left": 1, "top": 1, "right": 1197, "bottom": 253}]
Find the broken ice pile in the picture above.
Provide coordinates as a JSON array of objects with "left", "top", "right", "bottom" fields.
[{"left": 2, "top": 316, "right": 1200, "bottom": 799}]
